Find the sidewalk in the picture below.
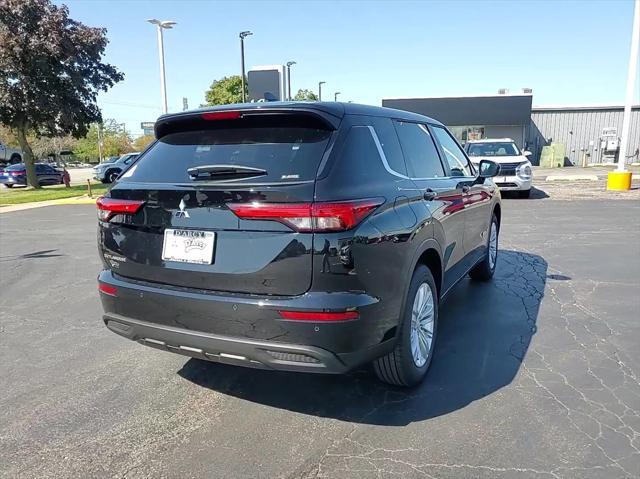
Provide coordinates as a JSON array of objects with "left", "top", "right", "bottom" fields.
[
  {"left": 534, "top": 164, "right": 639, "bottom": 181},
  {"left": 0, "top": 195, "right": 96, "bottom": 213}
]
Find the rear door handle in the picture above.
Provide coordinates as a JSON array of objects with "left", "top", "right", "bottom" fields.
[{"left": 423, "top": 189, "right": 437, "bottom": 201}]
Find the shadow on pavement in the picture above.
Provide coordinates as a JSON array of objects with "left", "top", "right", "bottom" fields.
[
  {"left": 178, "top": 250, "right": 547, "bottom": 426},
  {"left": 501, "top": 187, "right": 549, "bottom": 200}
]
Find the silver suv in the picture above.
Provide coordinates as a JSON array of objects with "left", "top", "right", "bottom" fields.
[{"left": 93, "top": 153, "right": 139, "bottom": 183}]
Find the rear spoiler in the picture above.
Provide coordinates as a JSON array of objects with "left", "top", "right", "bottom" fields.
[{"left": 155, "top": 107, "right": 342, "bottom": 140}]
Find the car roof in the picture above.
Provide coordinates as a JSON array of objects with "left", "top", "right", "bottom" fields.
[
  {"left": 467, "top": 138, "right": 515, "bottom": 143},
  {"left": 157, "top": 102, "right": 444, "bottom": 127}
]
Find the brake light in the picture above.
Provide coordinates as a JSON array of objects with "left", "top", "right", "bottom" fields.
[
  {"left": 98, "top": 282, "right": 117, "bottom": 296},
  {"left": 201, "top": 111, "right": 241, "bottom": 121},
  {"left": 228, "top": 198, "right": 382, "bottom": 232},
  {"left": 278, "top": 310, "right": 359, "bottom": 321},
  {"left": 10, "top": 170, "right": 26, "bottom": 176},
  {"left": 96, "top": 197, "right": 145, "bottom": 222}
]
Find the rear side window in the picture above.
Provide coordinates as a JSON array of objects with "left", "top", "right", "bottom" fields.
[
  {"left": 121, "top": 127, "right": 332, "bottom": 183},
  {"left": 369, "top": 117, "right": 407, "bottom": 176},
  {"left": 394, "top": 121, "right": 445, "bottom": 178}
]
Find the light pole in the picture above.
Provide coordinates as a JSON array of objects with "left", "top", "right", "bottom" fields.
[
  {"left": 334, "top": 92, "right": 341, "bottom": 102},
  {"left": 318, "top": 81, "right": 325, "bottom": 101},
  {"left": 239, "top": 31, "right": 253, "bottom": 103},
  {"left": 607, "top": 0, "right": 639, "bottom": 190},
  {"left": 286, "top": 61, "right": 296, "bottom": 101},
  {"left": 147, "top": 19, "right": 176, "bottom": 115}
]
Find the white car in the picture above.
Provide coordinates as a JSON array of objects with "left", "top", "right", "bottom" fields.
[{"left": 465, "top": 138, "right": 533, "bottom": 198}]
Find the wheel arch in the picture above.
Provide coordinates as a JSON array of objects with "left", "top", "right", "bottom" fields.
[{"left": 409, "top": 238, "right": 444, "bottom": 300}]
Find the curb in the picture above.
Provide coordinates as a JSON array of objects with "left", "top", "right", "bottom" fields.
[{"left": 0, "top": 196, "right": 97, "bottom": 213}]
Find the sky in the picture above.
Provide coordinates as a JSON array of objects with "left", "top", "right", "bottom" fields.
[{"left": 58, "top": 0, "right": 639, "bottom": 137}]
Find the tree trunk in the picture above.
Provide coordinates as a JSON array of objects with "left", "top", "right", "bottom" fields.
[{"left": 15, "top": 125, "right": 39, "bottom": 189}]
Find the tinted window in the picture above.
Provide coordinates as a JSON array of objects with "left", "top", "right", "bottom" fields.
[
  {"left": 6, "top": 163, "right": 25, "bottom": 171},
  {"left": 122, "top": 127, "right": 332, "bottom": 183},
  {"left": 369, "top": 117, "right": 407, "bottom": 176},
  {"left": 394, "top": 121, "right": 445, "bottom": 178},
  {"left": 432, "top": 126, "right": 473, "bottom": 177}
]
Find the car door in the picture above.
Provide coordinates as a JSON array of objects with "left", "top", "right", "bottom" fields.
[
  {"left": 430, "top": 125, "right": 495, "bottom": 267},
  {"left": 393, "top": 120, "right": 468, "bottom": 293}
]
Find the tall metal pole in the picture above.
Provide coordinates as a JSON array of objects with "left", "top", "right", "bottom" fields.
[
  {"left": 156, "top": 25, "right": 168, "bottom": 114},
  {"left": 334, "top": 92, "right": 341, "bottom": 102},
  {"left": 286, "top": 61, "right": 296, "bottom": 101},
  {"left": 318, "top": 81, "right": 325, "bottom": 101},
  {"left": 240, "top": 36, "right": 246, "bottom": 103},
  {"left": 618, "top": 0, "right": 640, "bottom": 171}
]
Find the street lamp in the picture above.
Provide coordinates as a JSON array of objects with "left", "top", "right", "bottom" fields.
[
  {"left": 334, "top": 92, "right": 341, "bottom": 102},
  {"left": 286, "top": 61, "right": 296, "bottom": 101},
  {"left": 147, "top": 19, "right": 176, "bottom": 115},
  {"left": 239, "top": 31, "right": 253, "bottom": 103},
  {"left": 318, "top": 81, "right": 326, "bottom": 101}
]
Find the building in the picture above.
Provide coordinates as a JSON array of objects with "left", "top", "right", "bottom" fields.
[{"left": 382, "top": 94, "right": 640, "bottom": 166}]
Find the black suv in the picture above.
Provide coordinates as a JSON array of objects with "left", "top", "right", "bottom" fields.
[{"left": 97, "top": 103, "right": 501, "bottom": 386}]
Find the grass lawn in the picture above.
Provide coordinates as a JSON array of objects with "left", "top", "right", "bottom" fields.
[{"left": 0, "top": 183, "right": 108, "bottom": 205}]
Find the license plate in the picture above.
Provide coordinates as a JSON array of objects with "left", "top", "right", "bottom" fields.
[{"left": 162, "top": 229, "right": 215, "bottom": 264}]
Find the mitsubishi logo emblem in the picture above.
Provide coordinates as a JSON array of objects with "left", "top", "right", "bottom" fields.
[{"left": 176, "top": 198, "right": 190, "bottom": 218}]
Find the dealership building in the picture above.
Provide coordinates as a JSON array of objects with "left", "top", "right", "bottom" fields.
[{"left": 382, "top": 94, "right": 640, "bottom": 166}]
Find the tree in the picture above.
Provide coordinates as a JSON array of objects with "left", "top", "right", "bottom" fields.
[
  {"left": 133, "top": 134, "right": 155, "bottom": 151},
  {"left": 204, "top": 76, "right": 246, "bottom": 106},
  {"left": 293, "top": 89, "right": 319, "bottom": 101},
  {"left": 0, "top": 0, "right": 123, "bottom": 188},
  {"left": 74, "top": 121, "right": 133, "bottom": 162}
]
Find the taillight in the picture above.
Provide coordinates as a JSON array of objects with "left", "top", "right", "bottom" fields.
[
  {"left": 96, "top": 197, "right": 145, "bottom": 222},
  {"left": 10, "top": 170, "right": 26, "bottom": 176},
  {"left": 228, "top": 198, "right": 382, "bottom": 232},
  {"left": 278, "top": 310, "right": 359, "bottom": 322},
  {"left": 201, "top": 111, "right": 241, "bottom": 120},
  {"left": 98, "top": 282, "right": 117, "bottom": 296}
]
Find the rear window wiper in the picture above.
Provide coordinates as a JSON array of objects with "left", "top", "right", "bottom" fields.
[{"left": 187, "top": 164, "right": 267, "bottom": 181}]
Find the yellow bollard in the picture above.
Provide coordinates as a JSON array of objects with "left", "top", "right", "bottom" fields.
[{"left": 606, "top": 171, "right": 633, "bottom": 191}]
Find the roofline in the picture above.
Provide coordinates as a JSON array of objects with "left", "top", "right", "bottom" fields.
[
  {"left": 532, "top": 104, "right": 640, "bottom": 111},
  {"left": 382, "top": 93, "right": 533, "bottom": 101}
]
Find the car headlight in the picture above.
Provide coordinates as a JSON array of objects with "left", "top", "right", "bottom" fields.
[{"left": 516, "top": 162, "right": 532, "bottom": 180}]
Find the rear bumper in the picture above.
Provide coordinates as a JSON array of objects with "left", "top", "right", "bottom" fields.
[
  {"left": 105, "top": 313, "right": 355, "bottom": 373},
  {"left": 98, "top": 270, "right": 391, "bottom": 374}
]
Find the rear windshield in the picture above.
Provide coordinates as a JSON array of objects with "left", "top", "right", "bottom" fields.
[
  {"left": 121, "top": 127, "right": 332, "bottom": 183},
  {"left": 5, "top": 163, "right": 25, "bottom": 171}
]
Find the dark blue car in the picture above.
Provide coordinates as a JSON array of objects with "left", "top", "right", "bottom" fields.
[{"left": 0, "top": 163, "right": 64, "bottom": 188}]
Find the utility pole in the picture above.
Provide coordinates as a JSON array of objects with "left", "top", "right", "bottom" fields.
[
  {"left": 334, "top": 92, "right": 341, "bottom": 102},
  {"left": 97, "top": 124, "right": 103, "bottom": 163},
  {"left": 239, "top": 31, "right": 253, "bottom": 103},
  {"left": 608, "top": 0, "right": 639, "bottom": 190},
  {"left": 286, "top": 61, "right": 296, "bottom": 101},
  {"left": 318, "top": 81, "right": 325, "bottom": 101}
]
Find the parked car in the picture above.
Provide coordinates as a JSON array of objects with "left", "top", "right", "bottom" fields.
[
  {"left": 465, "top": 138, "right": 533, "bottom": 198},
  {"left": 93, "top": 153, "right": 140, "bottom": 183},
  {"left": 97, "top": 103, "right": 501, "bottom": 387},
  {"left": 0, "top": 162, "right": 64, "bottom": 188},
  {"left": 0, "top": 140, "right": 22, "bottom": 166}
]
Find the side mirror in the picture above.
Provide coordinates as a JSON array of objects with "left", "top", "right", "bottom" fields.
[
  {"left": 477, "top": 159, "right": 500, "bottom": 178},
  {"left": 523, "top": 150, "right": 532, "bottom": 157}
]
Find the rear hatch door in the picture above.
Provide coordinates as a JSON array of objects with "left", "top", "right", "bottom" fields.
[{"left": 99, "top": 109, "right": 338, "bottom": 296}]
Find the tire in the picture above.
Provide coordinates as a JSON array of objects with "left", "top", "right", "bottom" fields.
[
  {"left": 106, "top": 170, "right": 120, "bottom": 183},
  {"left": 469, "top": 214, "right": 499, "bottom": 281},
  {"left": 517, "top": 189, "right": 531, "bottom": 199},
  {"left": 4, "top": 184, "right": 13, "bottom": 188},
  {"left": 373, "top": 265, "right": 438, "bottom": 387},
  {"left": 9, "top": 154, "right": 21, "bottom": 164}
]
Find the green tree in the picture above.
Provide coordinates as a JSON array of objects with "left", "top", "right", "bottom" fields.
[
  {"left": 293, "top": 89, "right": 319, "bottom": 101},
  {"left": 133, "top": 134, "right": 155, "bottom": 152},
  {"left": 0, "top": 0, "right": 123, "bottom": 188},
  {"left": 74, "top": 121, "right": 132, "bottom": 162},
  {"left": 204, "top": 75, "right": 246, "bottom": 106}
]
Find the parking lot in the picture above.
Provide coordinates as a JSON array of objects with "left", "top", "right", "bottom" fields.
[{"left": 1, "top": 182, "right": 639, "bottom": 479}]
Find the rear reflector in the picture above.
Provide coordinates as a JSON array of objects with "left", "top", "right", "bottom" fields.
[
  {"left": 98, "top": 282, "right": 117, "bottom": 296},
  {"left": 96, "top": 197, "right": 145, "bottom": 222},
  {"left": 278, "top": 310, "right": 359, "bottom": 321},
  {"left": 228, "top": 198, "right": 382, "bottom": 232},
  {"left": 201, "top": 111, "right": 241, "bottom": 121}
]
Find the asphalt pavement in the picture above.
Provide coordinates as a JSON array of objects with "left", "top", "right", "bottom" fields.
[{"left": 1, "top": 189, "right": 639, "bottom": 478}]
